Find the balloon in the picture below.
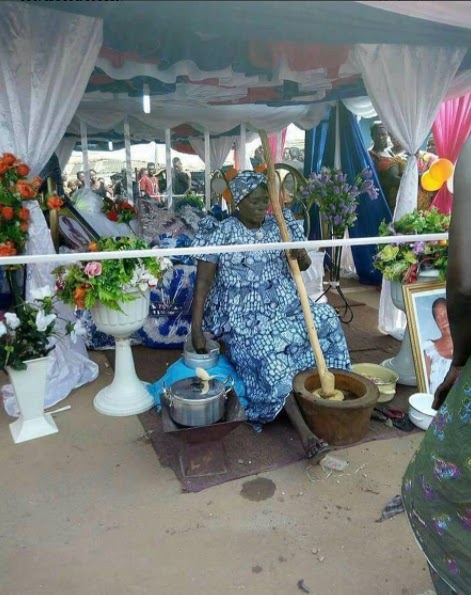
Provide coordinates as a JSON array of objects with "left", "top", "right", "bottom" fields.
[
  {"left": 421, "top": 171, "right": 443, "bottom": 192},
  {"left": 429, "top": 158, "right": 454, "bottom": 183}
]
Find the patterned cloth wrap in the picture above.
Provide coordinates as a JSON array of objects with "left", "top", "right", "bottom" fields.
[
  {"left": 229, "top": 171, "right": 266, "bottom": 206},
  {"left": 402, "top": 360, "right": 471, "bottom": 594},
  {"left": 192, "top": 207, "right": 351, "bottom": 428}
]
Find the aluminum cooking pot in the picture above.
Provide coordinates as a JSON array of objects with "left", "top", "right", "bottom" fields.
[
  {"left": 183, "top": 335, "right": 220, "bottom": 370},
  {"left": 162, "top": 375, "right": 234, "bottom": 427}
]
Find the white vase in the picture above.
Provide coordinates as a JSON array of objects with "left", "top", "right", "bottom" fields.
[
  {"left": 382, "top": 270, "right": 441, "bottom": 386},
  {"left": 91, "top": 289, "right": 153, "bottom": 416},
  {"left": 7, "top": 356, "right": 59, "bottom": 444}
]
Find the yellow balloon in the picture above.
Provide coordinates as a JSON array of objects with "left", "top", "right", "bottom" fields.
[
  {"left": 421, "top": 171, "right": 442, "bottom": 192},
  {"left": 429, "top": 158, "right": 454, "bottom": 183}
]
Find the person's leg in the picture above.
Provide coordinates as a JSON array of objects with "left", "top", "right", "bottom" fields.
[{"left": 284, "top": 393, "right": 331, "bottom": 463}]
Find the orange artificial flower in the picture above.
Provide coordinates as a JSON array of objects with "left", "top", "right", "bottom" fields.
[
  {"left": 1, "top": 206, "right": 14, "bottom": 220},
  {"left": 30, "top": 176, "right": 42, "bottom": 189},
  {"left": 16, "top": 163, "right": 30, "bottom": 177},
  {"left": 2, "top": 153, "right": 16, "bottom": 167},
  {"left": 15, "top": 180, "right": 37, "bottom": 199},
  {"left": 18, "top": 207, "right": 30, "bottom": 221},
  {"left": 0, "top": 163, "right": 8, "bottom": 175},
  {"left": 20, "top": 221, "right": 29, "bottom": 232},
  {"left": 73, "top": 286, "right": 88, "bottom": 309},
  {"left": 46, "top": 194, "right": 64, "bottom": 210},
  {"left": 0, "top": 242, "right": 17, "bottom": 256},
  {"left": 88, "top": 242, "right": 98, "bottom": 252}
]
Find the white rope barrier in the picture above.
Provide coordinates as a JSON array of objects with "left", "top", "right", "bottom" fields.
[{"left": 0, "top": 232, "right": 448, "bottom": 267}]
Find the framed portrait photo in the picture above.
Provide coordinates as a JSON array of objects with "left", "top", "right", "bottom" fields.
[
  {"left": 58, "top": 201, "right": 99, "bottom": 251},
  {"left": 403, "top": 281, "right": 452, "bottom": 395}
]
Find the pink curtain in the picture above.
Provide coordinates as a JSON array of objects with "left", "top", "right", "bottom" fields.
[
  {"left": 432, "top": 93, "right": 471, "bottom": 213},
  {"left": 267, "top": 128, "right": 288, "bottom": 162}
]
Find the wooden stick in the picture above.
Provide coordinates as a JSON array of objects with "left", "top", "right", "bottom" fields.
[{"left": 259, "top": 130, "right": 335, "bottom": 397}]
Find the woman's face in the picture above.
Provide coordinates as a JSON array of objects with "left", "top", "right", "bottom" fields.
[
  {"left": 433, "top": 302, "right": 450, "bottom": 336},
  {"left": 373, "top": 127, "right": 389, "bottom": 150},
  {"left": 238, "top": 186, "right": 270, "bottom": 226}
]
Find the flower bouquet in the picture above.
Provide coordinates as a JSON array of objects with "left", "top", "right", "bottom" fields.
[
  {"left": 0, "top": 286, "right": 85, "bottom": 371},
  {"left": 374, "top": 208, "right": 449, "bottom": 284},
  {"left": 53, "top": 237, "right": 172, "bottom": 312},
  {"left": 102, "top": 197, "right": 136, "bottom": 224},
  {"left": 0, "top": 152, "right": 42, "bottom": 256}
]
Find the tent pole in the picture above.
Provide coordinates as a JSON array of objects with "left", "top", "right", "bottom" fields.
[
  {"left": 239, "top": 123, "right": 247, "bottom": 170},
  {"left": 79, "top": 119, "right": 90, "bottom": 190},
  {"left": 165, "top": 128, "right": 172, "bottom": 207},
  {"left": 123, "top": 117, "right": 133, "bottom": 203},
  {"left": 204, "top": 129, "right": 211, "bottom": 211}
]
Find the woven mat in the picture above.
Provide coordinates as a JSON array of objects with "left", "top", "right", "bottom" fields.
[{"left": 104, "top": 303, "right": 418, "bottom": 493}]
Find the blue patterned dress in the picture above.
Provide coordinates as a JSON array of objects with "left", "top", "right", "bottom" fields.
[{"left": 192, "top": 210, "right": 351, "bottom": 425}]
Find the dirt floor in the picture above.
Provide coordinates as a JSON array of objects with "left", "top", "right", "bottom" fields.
[
  {"left": 0, "top": 280, "right": 437, "bottom": 594},
  {"left": 0, "top": 347, "right": 435, "bottom": 595}
]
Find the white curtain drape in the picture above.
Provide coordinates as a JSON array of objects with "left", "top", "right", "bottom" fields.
[
  {"left": 190, "top": 136, "right": 237, "bottom": 171},
  {"left": 351, "top": 44, "right": 466, "bottom": 337},
  {"left": 342, "top": 97, "right": 377, "bottom": 120},
  {"left": 55, "top": 137, "right": 77, "bottom": 172},
  {"left": 0, "top": 3, "right": 102, "bottom": 413}
]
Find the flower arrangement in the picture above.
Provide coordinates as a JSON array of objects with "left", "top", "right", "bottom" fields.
[
  {"left": 102, "top": 197, "right": 136, "bottom": 224},
  {"left": 0, "top": 286, "right": 85, "bottom": 370},
  {"left": 300, "top": 167, "right": 378, "bottom": 237},
  {"left": 0, "top": 152, "right": 42, "bottom": 255},
  {"left": 53, "top": 237, "right": 172, "bottom": 312},
  {"left": 374, "top": 208, "right": 449, "bottom": 283}
]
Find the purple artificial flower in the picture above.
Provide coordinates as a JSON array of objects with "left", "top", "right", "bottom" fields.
[
  {"left": 412, "top": 241, "right": 426, "bottom": 255},
  {"left": 360, "top": 179, "right": 374, "bottom": 192},
  {"left": 333, "top": 215, "right": 344, "bottom": 226},
  {"left": 338, "top": 174, "right": 347, "bottom": 183},
  {"left": 348, "top": 204, "right": 356, "bottom": 213},
  {"left": 320, "top": 174, "right": 329, "bottom": 185},
  {"left": 362, "top": 168, "right": 373, "bottom": 179},
  {"left": 330, "top": 203, "right": 336, "bottom": 212},
  {"left": 333, "top": 186, "right": 340, "bottom": 195}
]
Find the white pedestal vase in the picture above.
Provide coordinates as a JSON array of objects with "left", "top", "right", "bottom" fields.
[
  {"left": 382, "top": 270, "right": 440, "bottom": 386},
  {"left": 7, "top": 356, "right": 59, "bottom": 444},
  {"left": 91, "top": 289, "right": 153, "bottom": 416}
]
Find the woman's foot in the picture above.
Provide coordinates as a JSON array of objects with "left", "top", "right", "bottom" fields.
[{"left": 304, "top": 438, "right": 332, "bottom": 464}]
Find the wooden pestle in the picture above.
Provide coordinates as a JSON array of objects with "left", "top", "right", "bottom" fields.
[{"left": 259, "top": 130, "right": 340, "bottom": 399}]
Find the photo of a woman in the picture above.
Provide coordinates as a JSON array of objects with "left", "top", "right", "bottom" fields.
[{"left": 423, "top": 297, "right": 453, "bottom": 395}]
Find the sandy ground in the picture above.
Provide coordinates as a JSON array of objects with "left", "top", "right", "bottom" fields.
[{"left": 0, "top": 349, "right": 434, "bottom": 595}]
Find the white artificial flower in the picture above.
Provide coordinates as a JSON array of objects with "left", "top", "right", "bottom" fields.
[
  {"left": 70, "top": 319, "right": 87, "bottom": 344},
  {"left": 0, "top": 322, "right": 7, "bottom": 337},
  {"left": 30, "top": 286, "right": 54, "bottom": 301},
  {"left": 159, "top": 257, "right": 172, "bottom": 272},
  {"left": 4, "top": 312, "right": 20, "bottom": 330},
  {"left": 35, "top": 310, "right": 57, "bottom": 332}
]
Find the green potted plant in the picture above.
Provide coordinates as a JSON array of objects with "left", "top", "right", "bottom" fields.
[{"left": 53, "top": 237, "right": 172, "bottom": 417}]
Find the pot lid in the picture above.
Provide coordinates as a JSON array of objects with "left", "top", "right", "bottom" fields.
[{"left": 169, "top": 377, "right": 225, "bottom": 400}]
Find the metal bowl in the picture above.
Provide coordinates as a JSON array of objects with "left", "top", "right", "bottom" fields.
[{"left": 183, "top": 335, "right": 220, "bottom": 370}]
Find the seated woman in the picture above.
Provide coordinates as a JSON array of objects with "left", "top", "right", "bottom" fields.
[{"left": 191, "top": 171, "right": 351, "bottom": 461}]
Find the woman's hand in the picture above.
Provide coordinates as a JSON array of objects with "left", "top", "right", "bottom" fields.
[
  {"left": 432, "top": 364, "right": 463, "bottom": 410},
  {"left": 288, "top": 249, "right": 311, "bottom": 271},
  {"left": 191, "top": 327, "right": 207, "bottom": 354}
]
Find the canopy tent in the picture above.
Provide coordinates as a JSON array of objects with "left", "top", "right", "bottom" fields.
[{"left": 0, "top": 0, "right": 471, "bottom": 344}]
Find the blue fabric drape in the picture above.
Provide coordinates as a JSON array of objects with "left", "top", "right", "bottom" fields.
[
  {"left": 337, "top": 103, "right": 391, "bottom": 285},
  {"left": 304, "top": 104, "right": 391, "bottom": 285}
]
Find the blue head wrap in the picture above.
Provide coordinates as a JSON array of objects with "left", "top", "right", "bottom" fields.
[{"left": 229, "top": 172, "right": 267, "bottom": 207}]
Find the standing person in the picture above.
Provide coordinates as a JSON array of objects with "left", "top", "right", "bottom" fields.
[
  {"left": 76, "top": 171, "right": 85, "bottom": 190},
  {"left": 191, "top": 171, "right": 351, "bottom": 460},
  {"left": 139, "top": 163, "right": 161, "bottom": 201},
  {"left": 402, "top": 137, "right": 471, "bottom": 594},
  {"left": 369, "top": 122, "right": 404, "bottom": 213},
  {"left": 89, "top": 169, "right": 106, "bottom": 199},
  {"left": 172, "top": 157, "right": 191, "bottom": 195}
]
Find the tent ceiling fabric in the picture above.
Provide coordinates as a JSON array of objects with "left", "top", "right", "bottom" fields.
[{"left": 21, "top": 2, "right": 471, "bottom": 142}]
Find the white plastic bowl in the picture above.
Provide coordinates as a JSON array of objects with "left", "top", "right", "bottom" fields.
[{"left": 408, "top": 393, "right": 437, "bottom": 430}]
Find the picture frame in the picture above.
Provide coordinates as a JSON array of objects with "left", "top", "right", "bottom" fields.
[
  {"left": 402, "top": 281, "right": 452, "bottom": 395},
  {"left": 57, "top": 200, "right": 100, "bottom": 251}
]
